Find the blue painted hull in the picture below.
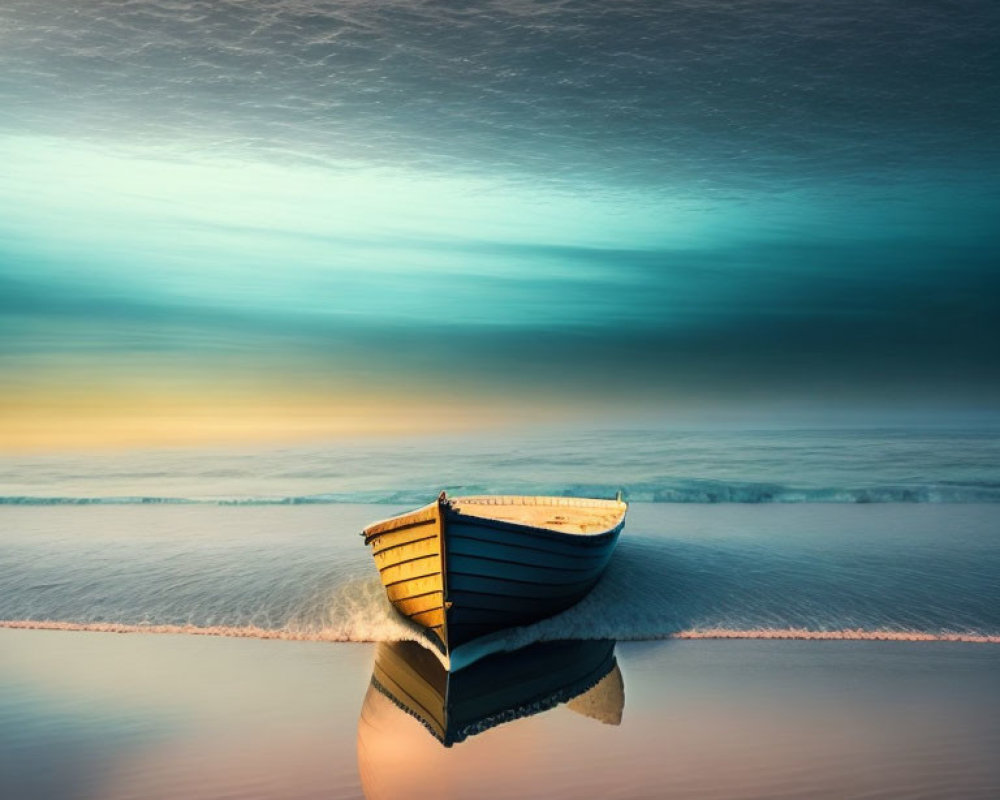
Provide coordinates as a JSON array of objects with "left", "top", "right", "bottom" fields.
[{"left": 442, "top": 508, "right": 623, "bottom": 649}]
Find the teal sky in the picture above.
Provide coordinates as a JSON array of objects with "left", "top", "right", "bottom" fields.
[{"left": 2, "top": 1, "right": 999, "bottom": 444}]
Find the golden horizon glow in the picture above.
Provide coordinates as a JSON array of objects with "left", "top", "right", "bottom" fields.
[
  {"left": 0, "top": 364, "right": 573, "bottom": 452},
  {"left": 0, "top": 396, "right": 526, "bottom": 452}
]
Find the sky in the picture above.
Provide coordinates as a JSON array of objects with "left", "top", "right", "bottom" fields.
[{"left": 1, "top": 0, "right": 998, "bottom": 449}]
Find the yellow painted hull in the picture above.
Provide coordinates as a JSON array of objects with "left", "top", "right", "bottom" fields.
[{"left": 363, "top": 500, "right": 449, "bottom": 651}]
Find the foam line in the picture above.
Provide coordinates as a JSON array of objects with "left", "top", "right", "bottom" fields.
[
  {"left": 0, "top": 620, "right": 330, "bottom": 639},
  {"left": 1, "top": 620, "right": 997, "bottom": 645},
  {"left": 0, "top": 619, "right": 417, "bottom": 643},
  {"left": 670, "top": 627, "right": 1000, "bottom": 644}
]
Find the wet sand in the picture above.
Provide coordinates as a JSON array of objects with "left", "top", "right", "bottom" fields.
[{"left": 2, "top": 628, "right": 998, "bottom": 799}]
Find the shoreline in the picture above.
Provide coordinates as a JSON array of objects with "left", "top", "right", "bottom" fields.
[{"left": 2, "top": 618, "right": 998, "bottom": 644}]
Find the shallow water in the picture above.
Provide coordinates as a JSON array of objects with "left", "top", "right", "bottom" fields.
[{"left": 2, "top": 504, "right": 998, "bottom": 645}]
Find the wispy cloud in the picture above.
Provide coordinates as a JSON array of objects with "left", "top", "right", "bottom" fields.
[{"left": 1, "top": 1, "right": 998, "bottom": 447}]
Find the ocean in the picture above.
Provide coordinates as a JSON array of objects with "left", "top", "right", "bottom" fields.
[
  {"left": 5, "top": 427, "right": 1000, "bottom": 505},
  {"left": 2, "top": 428, "right": 999, "bottom": 646}
]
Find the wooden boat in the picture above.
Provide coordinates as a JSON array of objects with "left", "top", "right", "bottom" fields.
[
  {"left": 361, "top": 493, "right": 627, "bottom": 661},
  {"left": 363, "top": 638, "right": 623, "bottom": 747}
]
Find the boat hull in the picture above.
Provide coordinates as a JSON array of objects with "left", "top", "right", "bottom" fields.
[
  {"left": 363, "top": 495, "right": 626, "bottom": 658},
  {"left": 365, "top": 501, "right": 449, "bottom": 649},
  {"left": 442, "top": 508, "right": 622, "bottom": 649}
]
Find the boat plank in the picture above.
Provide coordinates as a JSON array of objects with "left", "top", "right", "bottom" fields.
[
  {"left": 375, "top": 544, "right": 441, "bottom": 572},
  {"left": 393, "top": 593, "right": 444, "bottom": 618},
  {"left": 447, "top": 519, "right": 620, "bottom": 553},
  {"left": 408, "top": 606, "right": 448, "bottom": 625},
  {"left": 379, "top": 556, "right": 442, "bottom": 587},
  {"left": 386, "top": 579, "right": 444, "bottom": 603},
  {"left": 446, "top": 536, "right": 612, "bottom": 568},
  {"left": 372, "top": 532, "right": 438, "bottom": 558},
  {"left": 447, "top": 554, "right": 608, "bottom": 584},
  {"left": 447, "top": 572, "right": 600, "bottom": 597}
]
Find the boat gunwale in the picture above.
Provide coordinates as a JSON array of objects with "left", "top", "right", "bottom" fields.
[
  {"left": 363, "top": 494, "right": 628, "bottom": 544},
  {"left": 362, "top": 501, "right": 438, "bottom": 543},
  {"left": 451, "top": 495, "right": 626, "bottom": 509}
]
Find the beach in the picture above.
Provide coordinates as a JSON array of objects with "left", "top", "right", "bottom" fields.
[
  {"left": 1, "top": 497, "right": 999, "bottom": 798},
  {"left": 2, "top": 629, "right": 998, "bottom": 799}
]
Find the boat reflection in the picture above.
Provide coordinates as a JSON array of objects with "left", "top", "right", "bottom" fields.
[{"left": 359, "top": 638, "right": 623, "bottom": 749}]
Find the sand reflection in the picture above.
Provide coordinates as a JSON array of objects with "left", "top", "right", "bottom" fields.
[{"left": 357, "top": 639, "right": 623, "bottom": 797}]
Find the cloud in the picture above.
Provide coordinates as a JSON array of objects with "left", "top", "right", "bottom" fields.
[{"left": 2, "top": 0, "right": 999, "bottom": 431}]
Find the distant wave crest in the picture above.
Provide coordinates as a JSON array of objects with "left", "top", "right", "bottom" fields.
[
  {"left": 3, "top": 479, "right": 1000, "bottom": 505},
  {"left": 670, "top": 627, "right": 1000, "bottom": 643}
]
